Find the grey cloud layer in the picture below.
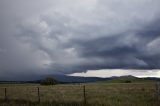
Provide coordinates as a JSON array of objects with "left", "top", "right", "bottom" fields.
[{"left": 0, "top": 0, "right": 160, "bottom": 79}]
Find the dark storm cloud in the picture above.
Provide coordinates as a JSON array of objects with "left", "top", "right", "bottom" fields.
[
  {"left": 69, "top": 21, "right": 160, "bottom": 70},
  {"left": 0, "top": 0, "right": 160, "bottom": 79}
]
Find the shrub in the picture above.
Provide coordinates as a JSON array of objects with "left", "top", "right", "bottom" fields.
[
  {"left": 124, "top": 80, "right": 131, "bottom": 83},
  {"left": 41, "top": 77, "right": 58, "bottom": 85}
]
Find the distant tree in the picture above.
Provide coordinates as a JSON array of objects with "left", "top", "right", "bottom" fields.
[
  {"left": 40, "top": 77, "right": 58, "bottom": 85},
  {"left": 124, "top": 80, "right": 131, "bottom": 83}
]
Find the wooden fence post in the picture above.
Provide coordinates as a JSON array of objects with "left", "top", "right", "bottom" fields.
[
  {"left": 4, "top": 88, "right": 7, "bottom": 101},
  {"left": 83, "top": 85, "right": 86, "bottom": 105},
  {"left": 156, "top": 82, "right": 160, "bottom": 100},
  {"left": 37, "top": 87, "right": 40, "bottom": 103}
]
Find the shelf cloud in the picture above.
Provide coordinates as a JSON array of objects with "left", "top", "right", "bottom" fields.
[{"left": 0, "top": 0, "right": 160, "bottom": 79}]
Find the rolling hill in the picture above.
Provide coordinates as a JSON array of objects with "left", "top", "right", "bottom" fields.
[{"left": 101, "top": 75, "right": 157, "bottom": 83}]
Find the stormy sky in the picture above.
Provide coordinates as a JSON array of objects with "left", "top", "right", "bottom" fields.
[{"left": 0, "top": 0, "right": 160, "bottom": 80}]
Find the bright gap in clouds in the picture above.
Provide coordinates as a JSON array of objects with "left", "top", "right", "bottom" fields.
[{"left": 68, "top": 69, "right": 160, "bottom": 78}]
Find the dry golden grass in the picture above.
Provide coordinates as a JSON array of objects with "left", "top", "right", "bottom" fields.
[{"left": 0, "top": 82, "right": 160, "bottom": 106}]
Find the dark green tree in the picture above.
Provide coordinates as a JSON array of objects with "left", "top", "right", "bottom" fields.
[{"left": 41, "top": 77, "right": 58, "bottom": 85}]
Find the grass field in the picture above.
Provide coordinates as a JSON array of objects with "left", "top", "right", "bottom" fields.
[{"left": 0, "top": 82, "right": 160, "bottom": 106}]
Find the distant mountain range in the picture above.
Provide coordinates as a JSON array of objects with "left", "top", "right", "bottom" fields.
[
  {"left": 48, "top": 74, "right": 160, "bottom": 83},
  {"left": 0, "top": 74, "right": 160, "bottom": 84},
  {"left": 49, "top": 74, "right": 110, "bottom": 83}
]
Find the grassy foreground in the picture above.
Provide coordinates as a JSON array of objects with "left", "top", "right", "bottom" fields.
[{"left": 0, "top": 82, "right": 159, "bottom": 106}]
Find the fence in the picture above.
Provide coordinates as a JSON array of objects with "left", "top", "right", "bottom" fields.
[
  {"left": 156, "top": 82, "right": 160, "bottom": 99},
  {"left": 0, "top": 83, "right": 159, "bottom": 105},
  {"left": 0, "top": 85, "right": 87, "bottom": 104}
]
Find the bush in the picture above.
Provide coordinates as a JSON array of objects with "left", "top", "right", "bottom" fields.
[
  {"left": 41, "top": 77, "right": 58, "bottom": 85},
  {"left": 124, "top": 80, "right": 131, "bottom": 83}
]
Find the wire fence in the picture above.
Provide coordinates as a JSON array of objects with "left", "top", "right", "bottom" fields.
[
  {"left": 0, "top": 85, "right": 85, "bottom": 103},
  {"left": 0, "top": 83, "right": 159, "bottom": 105}
]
